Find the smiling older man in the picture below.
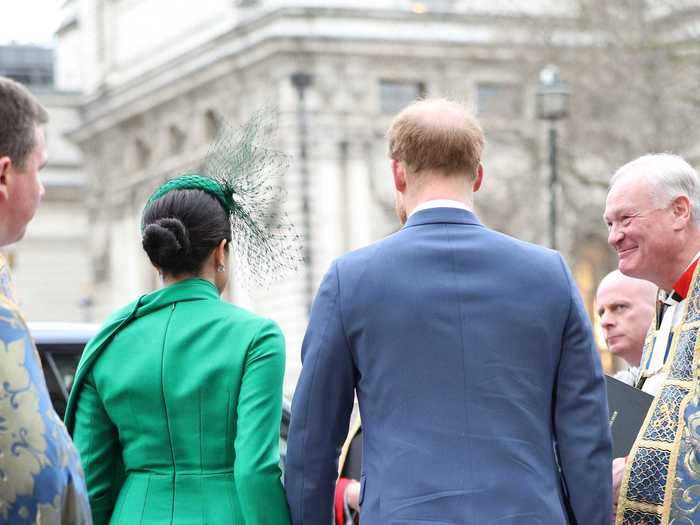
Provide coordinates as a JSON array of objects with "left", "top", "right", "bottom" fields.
[{"left": 605, "top": 153, "right": 700, "bottom": 525}]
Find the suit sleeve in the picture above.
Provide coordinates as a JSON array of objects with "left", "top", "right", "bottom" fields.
[
  {"left": 72, "top": 371, "right": 125, "bottom": 525},
  {"left": 553, "top": 256, "right": 613, "bottom": 525},
  {"left": 233, "top": 318, "right": 292, "bottom": 525},
  {"left": 285, "top": 262, "right": 356, "bottom": 525}
]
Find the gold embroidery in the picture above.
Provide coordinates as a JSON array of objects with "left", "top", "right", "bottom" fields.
[
  {"left": 653, "top": 403, "right": 677, "bottom": 431},
  {"left": 0, "top": 337, "right": 48, "bottom": 521},
  {"left": 617, "top": 262, "right": 700, "bottom": 524},
  {"left": 692, "top": 295, "right": 700, "bottom": 314},
  {"left": 0, "top": 253, "right": 89, "bottom": 524}
]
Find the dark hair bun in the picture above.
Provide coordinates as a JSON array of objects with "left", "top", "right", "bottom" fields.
[
  {"left": 141, "top": 189, "right": 231, "bottom": 276},
  {"left": 142, "top": 217, "right": 191, "bottom": 271}
]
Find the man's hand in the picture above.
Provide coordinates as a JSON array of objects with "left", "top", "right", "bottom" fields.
[
  {"left": 345, "top": 480, "right": 361, "bottom": 512},
  {"left": 612, "top": 457, "right": 626, "bottom": 521}
]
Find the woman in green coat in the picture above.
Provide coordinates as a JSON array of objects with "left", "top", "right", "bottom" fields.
[{"left": 64, "top": 170, "right": 293, "bottom": 524}]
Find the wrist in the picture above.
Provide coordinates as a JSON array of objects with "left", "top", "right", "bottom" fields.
[{"left": 345, "top": 480, "right": 361, "bottom": 511}]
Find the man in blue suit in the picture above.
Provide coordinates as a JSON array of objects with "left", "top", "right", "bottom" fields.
[{"left": 285, "top": 98, "right": 612, "bottom": 525}]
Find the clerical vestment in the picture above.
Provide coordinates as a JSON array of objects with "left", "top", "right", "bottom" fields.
[
  {"left": 616, "top": 262, "right": 700, "bottom": 524},
  {"left": 0, "top": 253, "right": 91, "bottom": 524}
]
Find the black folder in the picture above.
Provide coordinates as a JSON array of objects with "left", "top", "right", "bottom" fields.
[{"left": 605, "top": 374, "right": 653, "bottom": 458}]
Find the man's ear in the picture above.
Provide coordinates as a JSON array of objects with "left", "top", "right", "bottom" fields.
[
  {"left": 392, "top": 159, "right": 406, "bottom": 193},
  {"left": 671, "top": 195, "right": 692, "bottom": 229},
  {"left": 0, "top": 157, "right": 11, "bottom": 201},
  {"left": 472, "top": 163, "right": 484, "bottom": 193}
]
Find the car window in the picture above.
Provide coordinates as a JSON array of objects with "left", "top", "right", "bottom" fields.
[{"left": 35, "top": 342, "right": 83, "bottom": 418}]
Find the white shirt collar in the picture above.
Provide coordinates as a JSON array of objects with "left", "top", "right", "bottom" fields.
[{"left": 409, "top": 199, "right": 471, "bottom": 218}]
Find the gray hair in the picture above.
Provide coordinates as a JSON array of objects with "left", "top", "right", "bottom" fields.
[{"left": 610, "top": 153, "right": 700, "bottom": 224}]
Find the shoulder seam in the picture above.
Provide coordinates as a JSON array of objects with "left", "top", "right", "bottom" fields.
[
  {"left": 333, "top": 261, "right": 353, "bottom": 355},
  {"left": 556, "top": 253, "right": 574, "bottom": 321}
]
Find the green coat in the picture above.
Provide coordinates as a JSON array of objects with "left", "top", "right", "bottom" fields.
[{"left": 64, "top": 278, "right": 291, "bottom": 525}]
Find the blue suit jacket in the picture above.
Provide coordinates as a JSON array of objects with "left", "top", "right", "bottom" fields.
[{"left": 285, "top": 208, "right": 612, "bottom": 525}]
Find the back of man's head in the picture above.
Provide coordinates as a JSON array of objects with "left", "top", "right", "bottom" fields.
[
  {"left": 386, "top": 98, "right": 484, "bottom": 179},
  {"left": 0, "top": 76, "right": 48, "bottom": 169}
]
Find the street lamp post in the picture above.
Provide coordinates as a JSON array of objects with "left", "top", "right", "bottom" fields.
[
  {"left": 290, "top": 71, "right": 314, "bottom": 312},
  {"left": 536, "top": 65, "right": 570, "bottom": 250}
]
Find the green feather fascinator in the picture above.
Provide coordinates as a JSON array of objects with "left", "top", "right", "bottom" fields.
[{"left": 143, "top": 109, "right": 301, "bottom": 286}]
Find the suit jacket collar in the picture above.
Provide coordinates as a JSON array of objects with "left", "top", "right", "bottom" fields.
[{"left": 402, "top": 207, "right": 483, "bottom": 229}]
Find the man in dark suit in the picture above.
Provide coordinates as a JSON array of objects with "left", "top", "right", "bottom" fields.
[{"left": 285, "top": 98, "right": 612, "bottom": 525}]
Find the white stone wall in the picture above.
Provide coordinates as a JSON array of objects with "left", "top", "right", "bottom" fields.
[
  {"left": 55, "top": 0, "right": 700, "bottom": 390},
  {"left": 55, "top": 1, "right": 83, "bottom": 91},
  {"left": 6, "top": 91, "right": 90, "bottom": 323},
  {"left": 9, "top": 197, "right": 90, "bottom": 322}
]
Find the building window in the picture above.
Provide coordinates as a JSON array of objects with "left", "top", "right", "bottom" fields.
[
  {"left": 204, "top": 110, "right": 222, "bottom": 141},
  {"left": 93, "top": 245, "right": 110, "bottom": 284},
  {"left": 476, "top": 82, "right": 522, "bottom": 118},
  {"left": 379, "top": 80, "right": 426, "bottom": 114},
  {"left": 168, "top": 125, "right": 186, "bottom": 155},
  {"left": 134, "top": 139, "right": 151, "bottom": 170},
  {"left": 0, "top": 45, "right": 54, "bottom": 88}
]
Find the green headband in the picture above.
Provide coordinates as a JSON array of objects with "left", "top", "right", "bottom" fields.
[
  {"left": 146, "top": 173, "right": 231, "bottom": 208},
  {"left": 143, "top": 174, "right": 235, "bottom": 224}
]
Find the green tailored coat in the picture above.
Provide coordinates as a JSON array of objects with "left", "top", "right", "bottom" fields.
[{"left": 64, "top": 278, "right": 291, "bottom": 525}]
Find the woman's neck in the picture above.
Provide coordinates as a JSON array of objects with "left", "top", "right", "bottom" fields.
[{"left": 163, "top": 273, "right": 202, "bottom": 287}]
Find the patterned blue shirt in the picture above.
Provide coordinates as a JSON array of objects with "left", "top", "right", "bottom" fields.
[{"left": 0, "top": 254, "right": 91, "bottom": 524}]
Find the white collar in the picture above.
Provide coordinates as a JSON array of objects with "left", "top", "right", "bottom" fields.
[{"left": 409, "top": 199, "right": 471, "bottom": 218}]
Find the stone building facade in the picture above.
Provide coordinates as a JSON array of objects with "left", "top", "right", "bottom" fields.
[
  {"left": 55, "top": 0, "right": 699, "bottom": 389},
  {"left": 0, "top": 45, "right": 91, "bottom": 323}
]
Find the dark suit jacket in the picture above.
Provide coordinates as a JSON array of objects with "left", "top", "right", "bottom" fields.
[{"left": 285, "top": 207, "right": 612, "bottom": 525}]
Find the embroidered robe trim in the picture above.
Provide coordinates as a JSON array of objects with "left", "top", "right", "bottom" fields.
[{"left": 616, "top": 262, "right": 700, "bottom": 524}]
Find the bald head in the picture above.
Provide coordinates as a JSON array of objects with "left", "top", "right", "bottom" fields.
[
  {"left": 387, "top": 98, "right": 484, "bottom": 178},
  {"left": 595, "top": 270, "right": 657, "bottom": 366}
]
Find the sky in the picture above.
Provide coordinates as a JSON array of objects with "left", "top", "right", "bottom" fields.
[{"left": 3, "top": 0, "right": 62, "bottom": 46}]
